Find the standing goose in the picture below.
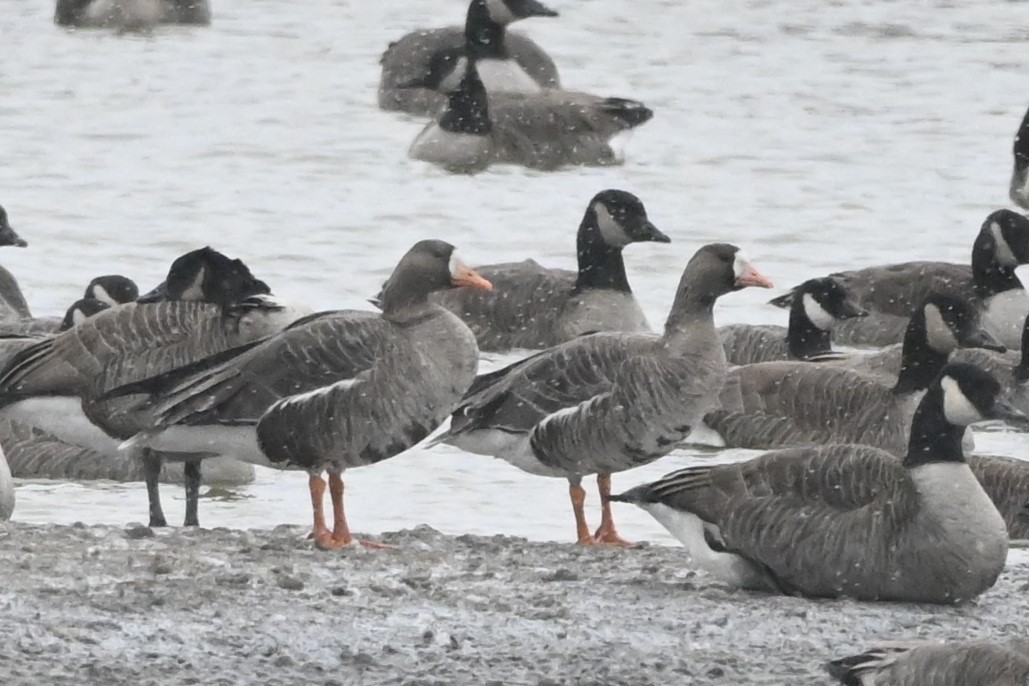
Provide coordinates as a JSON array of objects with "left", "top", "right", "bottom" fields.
[
  {"left": 438, "top": 244, "right": 773, "bottom": 545},
  {"left": 827, "top": 641, "right": 1029, "bottom": 685},
  {"left": 0, "top": 247, "right": 287, "bottom": 528},
  {"left": 112, "top": 240, "right": 491, "bottom": 549},
  {"left": 767, "top": 210, "right": 1029, "bottom": 348},
  {"left": 54, "top": 0, "right": 210, "bottom": 28},
  {"left": 0, "top": 443, "right": 12, "bottom": 521},
  {"left": 424, "top": 190, "right": 669, "bottom": 351},
  {"left": 1011, "top": 103, "right": 1029, "bottom": 210},
  {"left": 379, "top": 0, "right": 559, "bottom": 117},
  {"left": 707, "top": 295, "right": 1004, "bottom": 455},
  {"left": 719, "top": 277, "right": 866, "bottom": 365},
  {"left": 407, "top": 55, "right": 652, "bottom": 173},
  {"left": 611, "top": 363, "right": 1019, "bottom": 602}
]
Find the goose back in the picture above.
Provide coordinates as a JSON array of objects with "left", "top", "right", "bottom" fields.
[{"left": 827, "top": 641, "right": 1029, "bottom": 686}]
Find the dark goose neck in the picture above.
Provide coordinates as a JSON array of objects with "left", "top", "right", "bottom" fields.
[
  {"left": 893, "top": 315, "right": 948, "bottom": 395},
  {"left": 786, "top": 301, "right": 832, "bottom": 359},
  {"left": 574, "top": 215, "right": 631, "bottom": 293},
  {"left": 903, "top": 388, "right": 966, "bottom": 467},
  {"left": 972, "top": 227, "right": 1023, "bottom": 298},
  {"left": 439, "top": 63, "right": 491, "bottom": 135},
  {"left": 465, "top": 2, "right": 508, "bottom": 60}
]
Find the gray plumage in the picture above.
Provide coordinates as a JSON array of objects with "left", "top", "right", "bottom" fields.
[
  {"left": 768, "top": 210, "right": 1029, "bottom": 348},
  {"left": 0, "top": 442, "right": 12, "bottom": 521},
  {"left": 1011, "top": 104, "right": 1029, "bottom": 211},
  {"left": 0, "top": 419, "right": 253, "bottom": 485},
  {"left": 428, "top": 190, "right": 668, "bottom": 352},
  {"left": 54, "top": 0, "right": 210, "bottom": 28},
  {"left": 612, "top": 364, "right": 1014, "bottom": 603},
  {"left": 967, "top": 454, "right": 1029, "bottom": 539},
  {"left": 827, "top": 641, "right": 1029, "bottom": 686},
  {"left": 0, "top": 275, "right": 135, "bottom": 336}
]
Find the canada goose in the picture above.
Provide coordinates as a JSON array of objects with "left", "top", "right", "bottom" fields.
[
  {"left": 1011, "top": 104, "right": 1029, "bottom": 210},
  {"left": 0, "top": 443, "right": 12, "bottom": 521},
  {"left": 612, "top": 363, "right": 1019, "bottom": 602},
  {"left": 0, "top": 205, "right": 27, "bottom": 249},
  {"left": 407, "top": 55, "right": 652, "bottom": 173},
  {"left": 0, "top": 275, "right": 138, "bottom": 336},
  {"left": 967, "top": 454, "right": 1029, "bottom": 539},
  {"left": 439, "top": 244, "right": 773, "bottom": 545},
  {"left": 827, "top": 640, "right": 1029, "bottom": 685},
  {"left": 707, "top": 295, "right": 1003, "bottom": 455},
  {"left": 719, "top": 277, "right": 866, "bottom": 365},
  {"left": 379, "top": 0, "right": 559, "bottom": 117},
  {"left": 0, "top": 247, "right": 287, "bottom": 528},
  {"left": 422, "top": 190, "right": 669, "bottom": 351},
  {"left": 113, "top": 240, "right": 490, "bottom": 549},
  {"left": 767, "top": 210, "right": 1029, "bottom": 348},
  {"left": 54, "top": 0, "right": 210, "bottom": 28},
  {"left": 0, "top": 418, "right": 254, "bottom": 485}
]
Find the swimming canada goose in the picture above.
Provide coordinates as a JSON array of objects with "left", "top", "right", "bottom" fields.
[
  {"left": 439, "top": 244, "right": 773, "bottom": 545},
  {"left": 611, "top": 363, "right": 1019, "bottom": 602},
  {"left": 768, "top": 210, "right": 1029, "bottom": 348},
  {"left": 0, "top": 247, "right": 286, "bottom": 528},
  {"left": 0, "top": 418, "right": 254, "bottom": 485},
  {"left": 54, "top": 0, "right": 210, "bottom": 28},
  {"left": 407, "top": 55, "right": 652, "bottom": 173},
  {"left": 1011, "top": 104, "right": 1029, "bottom": 211},
  {"left": 424, "top": 190, "right": 669, "bottom": 351},
  {"left": 707, "top": 295, "right": 1003, "bottom": 455},
  {"left": 379, "top": 0, "right": 559, "bottom": 117},
  {"left": 719, "top": 277, "right": 866, "bottom": 365},
  {"left": 0, "top": 444, "right": 13, "bottom": 521},
  {"left": 827, "top": 640, "right": 1029, "bottom": 685},
  {"left": 112, "top": 240, "right": 490, "bottom": 549}
]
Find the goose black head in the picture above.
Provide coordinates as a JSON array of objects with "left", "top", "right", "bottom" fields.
[
  {"left": 0, "top": 205, "right": 28, "bottom": 248},
  {"left": 138, "top": 247, "right": 271, "bottom": 309},
  {"left": 85, "top": 275, "right": 139, "bottom": 307}
]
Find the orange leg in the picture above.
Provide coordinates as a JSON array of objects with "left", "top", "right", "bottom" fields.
[
  {"left": 593, "top": 474, "right": 635, "bottom": 547},
  {"left": 570, "top": 480, "right": 595, "bottom": 546},
  {"left": 314, "top": 471, "right": 391, "bottom": 550},
  {"left": 309, "top": 473, "right": 333, "bottom": 547}
]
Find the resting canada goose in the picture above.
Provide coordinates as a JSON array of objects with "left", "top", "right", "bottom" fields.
[
  {"left": 407, "top": 55, "right": 652, "bottom": 173},
  {"left": 0, "top": 275, "right": 138, "bottom": 336},
  {"left": 612, "top": 363, "right": 1019, "bottom": 602},
  {"left": 827, "top": 640, "right": 1029, "bottom": 685},
  {"left": 0, "top": 419, "right": 254, "bottom": 485},
  {"left": 707, "top": 295, "right": 1003, "bottom": 455},
  {"left": 423, "top": 190, "right": 669, "bottom": 351},
  {"left": 439, "top": 244, "right": 773, "bottom": 545},
  {"left": 54, "top": 0, "right": 210, "bottom": 28},
  {"left": 379, "top": 0, "right": 559, "bottom": 117},
  {"left": 768, "top": 210, "right": 1029, "bottom": 348},
  {"left": 1012, "top": 104, "right": 1029, "bottom": 210},
  {"left": 0, "top": 247, "right": 286, "bottom": 528},
  {"left": 0, "top": 443, "right": 12, "bottom": 521},
  {"left": 113, "top": 240, "right": 490, "bottom": 549},
  {"left": 719, "top": 277, "right": 866, "bottom": 365}
]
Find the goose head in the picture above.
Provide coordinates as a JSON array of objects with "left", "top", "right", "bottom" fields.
[
  {"left": 665, "top": 244, "right": 773, "bottom": 333},
  {"left": 0, "top": 205, "right": 28, "bottom": 248},
  {"left": 1010, "top": 104, "right": 1029, "bottom": 210},
  {"left": 791, "top": 277, "right": 866, "bottom": 331},
  {"left": 580, "top": 190, "right": 669, "bottom": 249},
  {"left": 60, "top": 297, "right": 111, "bottom": 331},
  {"left": 137, "top": 247, "right": 271, "bottom": 309},
  {"left": 468, "top": 0, "right": 558, "bottom": 32},
  {"left": 85, "top": 275, "right": 139, "bottom": 307},
  {"left": 379, "top": 240, "right": 492, "bottom": 318},
  {"left": 971, "top": 210, "right": 1029, "bottom": 296}
]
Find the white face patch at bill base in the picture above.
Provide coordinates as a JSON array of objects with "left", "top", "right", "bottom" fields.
[
  {"left": 940, "top": 375, "right": 983, "bottom": 426},
  {"left": 801, "top": 293, "right": 835, "bottom": 330},
  {"left": 449, "top": 250, "right": 464, "bottom": 279},
  {"left": 593, "top": 202, "right": 631, "bottom": 248},
  {"left": 732, "top": 250, "right": 751, "bottom": 280},
  {"left": 923, "top": 303, "right": 959, "bottom": 353}
]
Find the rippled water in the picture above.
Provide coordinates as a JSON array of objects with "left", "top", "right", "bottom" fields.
[{"left": 3, "top": 0, "right": 1029, "bottom": 544}]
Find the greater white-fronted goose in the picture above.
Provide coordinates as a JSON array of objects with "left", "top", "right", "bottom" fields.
[
  {"left": 114, "top": 240, "right": 490, "bottom": 549},
  {"left": 707, "top": 295, "right": 1003, "bottom": 455},
  {"left": 0, "top": 247, "right": 287, "bottom": 528},
  {"left": 408, "top": 54, "right": 652, "bottom": 173},
  {"left": 379, "top": 0, "right": 559, "bottom": 117},
  {"left": 1011, "top": 104, "right": 1029, "bottom": 210},
  {"left": 54, "top": 0, "right": 210, "bottom": 28},
  {"left": 768, "top": 210, "right": 1029, "bottom": 348},
  {"left": 612, "top": 363, "right": 1019, "bottom": 602},
  {"left": 719, "top": 277, "right": 866, "bottom": 365},
  {"left": 424, "top": 190, "right": 669, "bottom": 351},
  {"left": 0, "top": 443, "right": 12, "bottom": 521},
  {"left": 827, "top": 640, "right": 1029, "bottom": 685},
  {"left": 439, "top": 244, "right": 773, "bottom": 545}
]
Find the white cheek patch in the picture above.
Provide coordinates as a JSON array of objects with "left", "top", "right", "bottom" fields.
[
  {"left": 801, "top": 293, "right": 835, "bottom": 330},
  {"left": 72, "top": 308, "right": 88, "bottom": 326},
  {"left": 91, "top": 284, "right": 115, "bottom": 306},
  {"left": 941, "top": 375, "right": 983, "bottom": 426},
  {"left": 923, "top": 303, "right": 959, "bottom": 353},
  {"left": 485, "top": 0, "right": 517, "bottom": 25},
  {"left": 990, "top": 221, "right": 1018, "bottom": 267},
  {"left": 180, "top": 264, "right": 206, "bottom": 301},
  {"left": 439, "top": 57, "right": 468, "bottom": 93},
  {"left": 593, "top": 203, "right": 631, "bottom": 247},
  {"left": 732, "top": 250, "right": 750, "bottom": 280}
]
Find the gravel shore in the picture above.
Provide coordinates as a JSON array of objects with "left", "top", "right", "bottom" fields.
[{"left": 1, "top": 523, "right": 1027, "bottom": 685}]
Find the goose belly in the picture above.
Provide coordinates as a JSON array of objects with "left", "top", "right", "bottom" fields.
[
  {"left": 447, "top": 429, "right": 567, "bottom": 478},
  {"left": 0, "top": 397, "right": 120, "bottom": 455},
  {"left": 476, "top": 59, "right": 542, "bottom": 94},
  {"left": 127, "top": 425, "right": 272, "bottom": 468},
  {"left": 982, "top": 289, "right": 1029, "bottom": 349},
  {"left": 409, "top": 124, "right": 492, "bottom": 174}
]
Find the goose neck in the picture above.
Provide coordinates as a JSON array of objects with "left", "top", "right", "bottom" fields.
[
  {"left": 903, "top": 389, "right": 966, "bottom": 467},
  {"left": 465, "top": 3, "right": 507, "bottom": 59},
  {"left": 786, "top": 306, "right": 832, "bottom": 359},
  {"left": 574, "top": 221, "right": 631, "bottom": 293},
  {"left": 439, "top": 65, "right": 491, "bottom": 135}
]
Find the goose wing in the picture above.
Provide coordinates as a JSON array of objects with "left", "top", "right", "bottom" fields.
[
  {"left": 967, "top": 454, "right": 1029, "bottom": 539},
  {"left": 826, "top": 641, "right": 1029, "bottom": 686},
  {"left": 718, "top": 324, "right": 788, "bottom": 365}
]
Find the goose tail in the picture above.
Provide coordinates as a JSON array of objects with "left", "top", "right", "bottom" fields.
[
  {"left": 600, "top": 98, "right": 654, "bottom": 129},
  {"left": 825, "top": 648, "right": 900, "bottom": 685},
  {"left": 0, "top": 337, "right": 61, "bottom": 401}
]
